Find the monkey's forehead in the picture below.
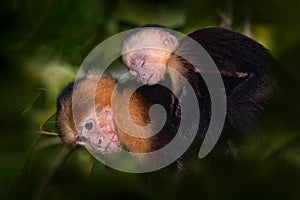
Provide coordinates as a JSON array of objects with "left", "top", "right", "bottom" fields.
[
  {"left": 61, "top": 76, "right": 113, "bottom": 124},
  {"left": 122, "top": 29, "right": 172, "bottom": 53}
]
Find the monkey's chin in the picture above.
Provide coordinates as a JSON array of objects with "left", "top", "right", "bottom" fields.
[
  {"left": 87, "top": 141, "right": 122, "bottom": 154},
  {"left": 143, "top": 73, "right": 159, "bottom": 85},
  {"left": 77, "top": 134, "right": 122, "bottom": 154}
]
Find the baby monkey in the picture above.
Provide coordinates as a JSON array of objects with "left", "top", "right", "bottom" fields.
[
  {"left": 122, "top": 26, "right": 179, "bottom": 85},
  {"left": 122, "top": 25, "right": 275, "bottom": 129}
]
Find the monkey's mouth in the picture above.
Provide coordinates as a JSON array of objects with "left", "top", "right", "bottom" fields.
[{"left": 76, "top": 132, "right": 122, "bottom": 154}]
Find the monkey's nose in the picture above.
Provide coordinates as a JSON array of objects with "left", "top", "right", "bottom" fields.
[
  {"left": 77, "top": 135, "right": 88, "bottom": 143},
  {"left": 140, "top": 72, "right": 155, "bottom": 85},
  {"left": 98, "top": 138, "right": 102, "bottom": 145}
]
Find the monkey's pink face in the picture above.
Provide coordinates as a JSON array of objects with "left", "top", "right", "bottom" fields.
[
  {"left": 123, "top": 49, "right": 170, "bottom": 85},
  {"left": 75, "top": 109, "right": 122, "bottom": 154}
]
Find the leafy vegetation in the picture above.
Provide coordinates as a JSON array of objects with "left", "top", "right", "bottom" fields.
[{"left": 1, "top": 0, "right": 300, "bottom": 199}]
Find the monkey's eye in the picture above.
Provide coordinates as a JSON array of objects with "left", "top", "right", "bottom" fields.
[
  {"left": 84, "top": 120, "right": 95, "bottom": 130},
  {"left": 138, "top": 59, "right": 145, "bottom": 68}
]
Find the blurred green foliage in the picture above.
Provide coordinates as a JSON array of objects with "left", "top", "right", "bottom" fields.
[{"left": 1, "top": 0, "right": 300, "bottom": 199}]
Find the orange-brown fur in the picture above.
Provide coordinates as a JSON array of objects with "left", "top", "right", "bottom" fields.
[
  {"left": 57, "top": 74, "right": 154, "bottom": 153},
  {"left": 110, "top": 82, "right": 153, "bottom": 153},
  {"left": 57, "top": 93, "right": 77, "bottom": 147}
]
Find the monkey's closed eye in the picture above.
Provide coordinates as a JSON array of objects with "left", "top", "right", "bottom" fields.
[
  {"left": 163, "top": 39, "right": 171, "bottom": 47},
  {"left": 139, "top": 59, "right": 145, "bottom": 68},
  {"left": 85, "top": 120, "right": 95, "bottom": 130}
]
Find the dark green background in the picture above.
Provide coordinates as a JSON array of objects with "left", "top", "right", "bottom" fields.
[{"left": 1, "top": 0, "right": 300, "bottom": 199}]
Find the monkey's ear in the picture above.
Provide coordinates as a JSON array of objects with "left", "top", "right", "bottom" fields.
[{"left": 160, "top": 32, "right": 179, "bottom": 51}]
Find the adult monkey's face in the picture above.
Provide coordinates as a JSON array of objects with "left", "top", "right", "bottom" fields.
[{"left": 57, "top": 75, "right": 121, "bottom": 154}]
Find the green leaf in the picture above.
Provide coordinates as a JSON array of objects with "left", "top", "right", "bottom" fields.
[{"left": 40, "top": 113, "right": 58, "bottom": 135}]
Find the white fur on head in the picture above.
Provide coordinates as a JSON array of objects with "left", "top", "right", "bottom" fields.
[{"left": 122, "top": 27, "right": 179, "bottom": 55}]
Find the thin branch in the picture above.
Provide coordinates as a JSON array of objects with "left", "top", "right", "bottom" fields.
[
  {"left": 35, "top": 137, "right": 62, "bottom": 149},
  {"left": 267, "top": 136, "right": 300, "bottom": 160},
  {"left": 32, "top": 147, "right": 72, "bottom": 200},
  {"left": 37, "top": 130, "right": 59, "bottom": 136}
]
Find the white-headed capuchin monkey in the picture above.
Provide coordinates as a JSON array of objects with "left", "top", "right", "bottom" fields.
[
  {"left": 56, "top": 74, "right": 181, "bottom": 155},
  {"left": 122, "top": 25, "right": 275, "bottom": 130},
  {"left": 122, "top": 25, "right": 179, "bottom": 85}
]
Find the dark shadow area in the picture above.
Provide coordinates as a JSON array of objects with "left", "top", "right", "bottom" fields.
[{"left": 1, "top": 0, "right": 300, "bottom": 199}]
